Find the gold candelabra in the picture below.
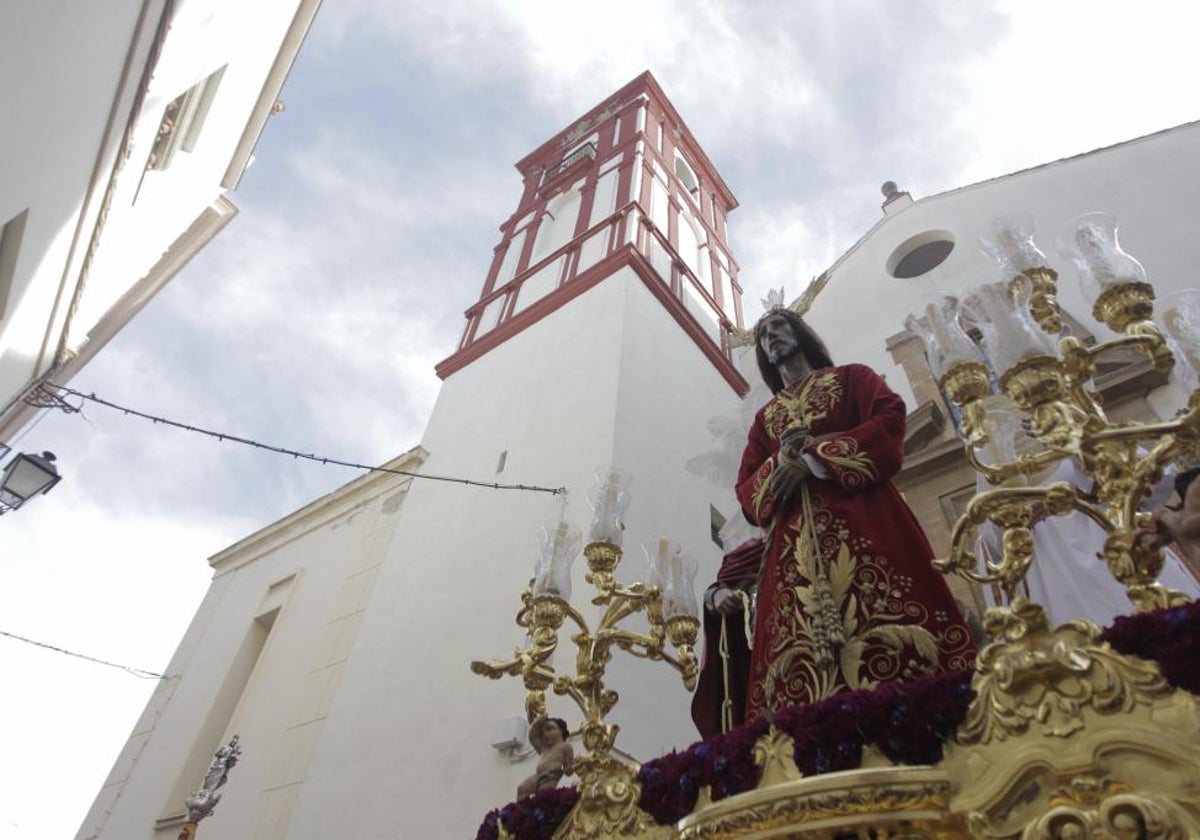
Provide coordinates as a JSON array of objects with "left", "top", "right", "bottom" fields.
[
  {"left": 910, "top": 212, "right": 1199, "bottom": 614},
  {"left": 471, "top": 476, "right": 700, "bottom": 839}
]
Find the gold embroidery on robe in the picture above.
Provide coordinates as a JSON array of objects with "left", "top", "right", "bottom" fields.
[
  {"left": 813, "top": 436, "right": 878, "bottom": 488},
  {"left": 753, "top": 494, "right": 953, "bottom": 708},
  {"left": 763, "top": 371, "right": 841, "bottom": 439},
  {"left": 751, "top": 459, "right": 775, "bottom": 521}
]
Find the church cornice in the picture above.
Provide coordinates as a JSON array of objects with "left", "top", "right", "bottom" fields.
[{"left": 208, "top": 446, "right": 428, "bottom": 572}]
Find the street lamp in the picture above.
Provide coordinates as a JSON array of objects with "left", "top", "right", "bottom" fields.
[{"left": 0, "top": 450, "right": 61, "bottom": 513}]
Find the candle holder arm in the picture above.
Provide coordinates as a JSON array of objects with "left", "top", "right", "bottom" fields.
[
  {"left": 597, "top": 627, "right": 667, "bottom": 661},
  {"left": 550, "top": 673, "right": 591, "bottom": 716},
  {"left": 1089, "top": 396, "right": 1200, "bottom": 446},
  {"left": 936, "top": 483, "right": 1110, "bottom": 599},
  {"left": 965, "top": 444, "right": 1067, "bottom": 486}
]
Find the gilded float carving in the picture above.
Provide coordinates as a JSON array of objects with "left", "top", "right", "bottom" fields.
[{"left": 957, "top": 599, "right": 1170, "bottom": 744}]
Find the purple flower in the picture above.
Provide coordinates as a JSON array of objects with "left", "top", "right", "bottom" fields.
[
  {"left": 475, "top": 787, "right": 580, "bottom": 840},
  {"left": 1103, "top": 601, "right": 1200, "bottom": 695}
]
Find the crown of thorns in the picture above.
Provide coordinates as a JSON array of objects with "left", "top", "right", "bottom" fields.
[{"left": 723, "top": 272, "right": 829, "bottom": 350}]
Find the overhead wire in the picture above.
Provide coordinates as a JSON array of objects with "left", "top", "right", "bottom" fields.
[
  {"left": 0, "top": 629, "right": 164, "bottom": 679},
  {"left": 43, "top": 384, "right": 566, "bottom": 496}
]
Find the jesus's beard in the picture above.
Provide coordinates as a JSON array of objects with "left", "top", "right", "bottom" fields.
[{"left": 766, "top": 344, "right": 799, "bottom": 366}]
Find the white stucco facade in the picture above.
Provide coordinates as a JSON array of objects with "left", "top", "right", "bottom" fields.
[
  {"left": 75, "top": 451, "right": 426, "bottom": 840},
  {"left": 807, "top": 122, "right": 1200, "bottom": 413},
  {"left": 289, "top": 270, "right": 742, "bottom": 838},
  {"left": 0, "top": 0, "right": 321, "bottom": 440}
]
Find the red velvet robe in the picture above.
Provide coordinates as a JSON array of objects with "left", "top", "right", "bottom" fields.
[{"left": 735, "top": 363, "right": 975, "bottom": 720}]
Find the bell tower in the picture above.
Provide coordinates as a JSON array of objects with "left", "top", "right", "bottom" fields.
[
  {"left": 437, "top": 71, "right": 747, "bottom": 393},
  {"left": 276, "top": 71, "right": 757, "bottom": 838}
]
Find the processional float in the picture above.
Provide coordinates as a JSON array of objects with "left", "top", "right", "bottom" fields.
[{"left": 472, "top": 211, "right": 1200, "bottom": 839}]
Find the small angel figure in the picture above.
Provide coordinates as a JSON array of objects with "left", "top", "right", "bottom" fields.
[{"left": 516, "top": 717, "right": 574, "bottom": 799}]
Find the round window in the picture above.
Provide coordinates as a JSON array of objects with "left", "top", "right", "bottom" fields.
[{"left": 888, "top": 232, "right": 955, "bottom": 279}]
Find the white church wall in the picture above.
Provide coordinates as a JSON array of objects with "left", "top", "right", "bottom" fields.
[
  {"left": 513, "top": 256, "right": 564, "bottom": 312},
  {"left": 648, "top": 234, "right": 673, "bottom": 286},
  {"left": 577, "top": 226, "right": 610, "bottom": 274},
  {"left": 677, "top": 207, "right": 704, "bottom": 280},
  {"left": 476, "top": 293, "right": 508, "bottom": 335},
  {"left": 591, "top": 166, "right": 621, "bottom": 227},
  {"left": 286, "top": 276, "right": 629, "bottom": 839},
  {"left": 531, "top": 189, "right": 583, "bottom": 263},
  {"left": 77, "top": 463, "right": 419, "bottom": 840},
  {"left": 719, "top": 265, "right": 736, "bottom": 318},
  {"left": 808, "top": 124, "right": 1200, "bottom": 411},
  {"left": 494, "top": 229, "right": 526, "bottom": 288},
  {"left": 286, "top": 267, "right": 743, "bottom": 838},
  {"left": 604, "top": 276, "right": 745, "bottom": 758},
  {"left": 682, "top": 281, "right": 722, "bottom": 346},
  {"left": 650, "top": 177, "right": 670, "bottom": 233}
]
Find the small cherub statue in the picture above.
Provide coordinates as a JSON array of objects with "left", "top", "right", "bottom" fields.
[{"left": 517, "top": 717, "right": 574, "bottom": 799}]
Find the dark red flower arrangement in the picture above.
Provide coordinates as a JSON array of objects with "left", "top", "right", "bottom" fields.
[
  {"left": 635, "top": 669, "right": 975, "bottom": 825},
  {"left": 474, "top": 605, "right": 1200, "bottom": 838},
  {"left": 635, "top": 715, "right": 770, "bottom": 824},
  {"left": 1101, "top": 600, "right": 1200, "bottom": 694},
  {"left": 475, "top": 786, "right": 579, "bottom": 840}
]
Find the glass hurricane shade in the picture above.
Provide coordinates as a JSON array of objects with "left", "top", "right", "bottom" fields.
[
  {"left": 0, "top": 451, "right": 60, "bottom": 510},
  {"left": 976, "top": 395, "right": 1024, "bottom": 467},
  {"left": 642, "top": 538, "right": 681, "bottom": 593},
  {"left": 531, "top": 521, "right": 581, "bottom": 599},
  {"left": 978, "top": 212, "right": 1049, "bottom": 276},
  {"left": 960, "top": 279, "right": 1057, "bottom": 375},
  {"left": 660, "top": 551, "right": 699, "bottom": 621},
  {"left": 1157, "top": 289, "right": 1200, "bottom": 396},
  {"left": 904, "top": 293, "right": 983, "bottom": 379},
  {"left": 1056, "top": 211, "right": 1147, "bottom": 296},
  {"left": 586, "top": 466, "right": 632, "bottom": 546}
]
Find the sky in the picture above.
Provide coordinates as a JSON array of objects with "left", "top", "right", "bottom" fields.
[{"left": 2, "top": 2, "right": 1199, "bottom": 837}]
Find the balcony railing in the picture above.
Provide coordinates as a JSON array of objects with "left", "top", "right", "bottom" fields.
[{"left": 541, "top": 142, "right": 597, "bottom": 184}]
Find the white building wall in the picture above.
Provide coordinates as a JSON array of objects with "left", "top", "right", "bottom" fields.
[
  {"left": 605, "top": 277, "right": 742, "bottom": 757},
  {"left": 0, "top": 0, "right": 317, "bottom": 437},
  {"left": 78, "top": 461, "right": 420, "bottom": 840},
  {"left": 285, "top": 269, "right": 743, "bottom": 838},
  {"left": 77, "top": 0, "right": 305, "bottom": 335},
  {"left": 0, "top": 0, "right": 153, "bottom": 399},
  {"left": 808, "top": 124, "right": 1200, "bottom": 410}
]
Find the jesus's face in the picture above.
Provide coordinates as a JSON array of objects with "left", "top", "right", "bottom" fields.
[{"left": 757, "top": 313, "right": 799, "bottom": 365}]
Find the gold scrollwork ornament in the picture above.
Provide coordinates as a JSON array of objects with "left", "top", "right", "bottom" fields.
[
  {"left": 551, "top": 757, "right": 663, "bottom": 840},
  {"left": 958, "top": 598, "right": 1171, "bottom": 745},
  {"left": 752, "top": 726, "right": 802, "bottom": 788},
  {"left": 1023, "top": 791, "right": 1194, "bottom": 840}
]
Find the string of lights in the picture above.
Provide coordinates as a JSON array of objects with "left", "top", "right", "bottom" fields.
[
  {"left": 43, "top": 385, "right": 566, "bottom": 496},
  {"left": 0, "top": 629, "right": 164, "bottom": 679}
]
